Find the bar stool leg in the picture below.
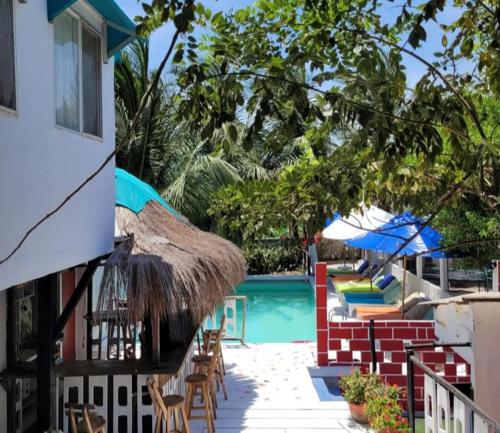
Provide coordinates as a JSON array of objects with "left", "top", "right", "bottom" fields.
[
  {"left": 180, "top": 404, "right": 191, "bottom": 433},
  {"left": 202, "top": 382, "right": 214, "bottom": 433}
]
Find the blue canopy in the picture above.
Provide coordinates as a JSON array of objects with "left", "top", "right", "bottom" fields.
[
  {"left": 345, "top": 212, "right": 447, "bottom": 258},
  {"left": 324, "top": 212, "right": 340, "bottom": 228},
  {"left": 115, "top": 168, "right": 187, "bottom": 223},
  {"left": 47, "top": 0, "right": 136, "bottom": 57}
]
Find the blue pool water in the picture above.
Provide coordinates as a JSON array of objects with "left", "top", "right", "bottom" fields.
[{"left": 223, "top": 279, "right": 316, "bottom": 343}]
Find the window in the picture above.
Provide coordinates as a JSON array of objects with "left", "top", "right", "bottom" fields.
[
  {"left": 82, "top": 25, "right": 102, "bottom": 136},
  {"left": 54, "top": 11, "right": 102, "bottom": 137},
  {"left": 0, "top": 0, "right": 16, "bottom": 110}
]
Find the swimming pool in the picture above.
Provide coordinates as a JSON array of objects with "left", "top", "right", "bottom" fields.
[{"left": 227, "top": 278, "right": 316, "bottom": 343}]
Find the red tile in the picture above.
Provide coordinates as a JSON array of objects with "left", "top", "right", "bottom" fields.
[
  {"left": 387, "top": 321, "right": 410, "bottom": 328},
  {"left": 316, "top": 286, "right": 327, "bottom": 307},
  {"left": 340, "top": 322, "right": 364, "bottom": 328},
  {"left": 330, "top": 328, "right": 353, "bottom": 339},
  {"left": 394, "top": 328, "right": 417, "bottom": 339},
  {"left": 337, "top": 351, "right": 353, "bottom": 363},
  {"left": 444, "top": 364, "right": 456, "bottom": 376},
  {"left": 391, "top": 352, "right": 407, "bottom": 363},
  {"left": 426, "top": 328, "right": 436, "bottom": 339},
  {"left": 417, "top": 329, "right": 428, "bottom": 339},
  {"left": 329, "top": 322, "right": 340, "bottom": 328},
  {"left": 353, "top": 328, "right": 369, "bottom": 339},
  {"left": 422, "top": 351, "right": 446, "bottom": 363},
  {"left": 380, "top": 340, "right": 404, "bottom": 351},
  {"left": 329, "top": 340, "right": 341, "bottom": 350},
  {"left": 316, "top": 307, "right": 327, "bottom": 330},
  {"left": 315, "top": 263, "right": 327, "bottom": 286},
  {"left": 414, "top": 374, "right": 424, "bottom": 387},
  {"left": 317, "top": 352, "right": 328, "bottom": 366},
  {"left": 317, "top": 329, "right": 328, "bottom": 350},
  {"left": 350, "top": 339, "right": 371, "bottom": 351},
  {"left": 374, "top": 328, "right": 393, "bottom": 339},
  {"left": 379, "top": 363, "right": 402, "bottom": 375}
]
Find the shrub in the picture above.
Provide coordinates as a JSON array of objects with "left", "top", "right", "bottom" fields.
[
  {"left": 339, "top": 370, "right": 382, "bottom": 405},
  {"left": 243, "top": 241, "right": 303, "bottom": 274}
]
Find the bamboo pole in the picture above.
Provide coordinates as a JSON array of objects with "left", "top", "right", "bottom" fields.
[{"left": 401, "top": 255, "right": 407, "bottom": 319}]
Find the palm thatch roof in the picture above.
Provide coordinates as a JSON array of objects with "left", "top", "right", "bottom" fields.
[{"left": 97, "top": 172, "right": 246, "bottom": 324}]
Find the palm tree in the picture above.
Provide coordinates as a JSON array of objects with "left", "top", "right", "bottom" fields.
[{"left": 115, "top": 40, "right": 242, "bottom": 226}]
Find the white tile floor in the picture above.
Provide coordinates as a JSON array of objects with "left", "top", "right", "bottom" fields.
[{"left": 189, "top": 343, "right": 371, "bottom": 433}]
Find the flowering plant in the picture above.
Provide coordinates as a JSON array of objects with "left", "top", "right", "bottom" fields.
[
  {"left": 365, "top": 384, "right": 411, "bottom": 433},
  {"left": 339, "top": 370, "right": 383, "bottom": 405}
]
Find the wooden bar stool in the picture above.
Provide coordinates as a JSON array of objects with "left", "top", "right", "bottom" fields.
[
  {"left": 147, "top": 376, "right": 191, "bottom": 433},
  {"left": 201, "top": 318, "right": 228, "bottom": 401},
  {"left": 65, "top": 403, "right": 106, "bottom": 433},
  {"left": 184, "top": 373, "right": 214, "bottom": 433}
]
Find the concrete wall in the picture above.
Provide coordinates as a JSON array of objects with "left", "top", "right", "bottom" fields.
[
  {"left": 0, "top": 0, "right": 116, "bottom": 291},
  {"left": 470, "top": 301, "right": 500, "bottom": 422},
  {"left": 385, "top": 262, "right": 444, "bottom": 300}
]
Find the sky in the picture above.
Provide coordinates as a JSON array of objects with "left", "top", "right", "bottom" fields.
[{"left": 115, "top": 0, "right": 467, "bottom": 87}]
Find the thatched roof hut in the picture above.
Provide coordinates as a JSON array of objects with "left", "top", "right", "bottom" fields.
[{"left": 98, "top": 169, "right": 246, "bottom": 324}]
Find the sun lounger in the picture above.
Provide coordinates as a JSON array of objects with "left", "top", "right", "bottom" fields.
[
  {"left": 350, "top": 292, "right": 429, "bottom": 319},
  {"left": 336, "top": 274, "right": 394, "bottom": 294},
  {"left": 342, "top": 279, "right": 401, "bottom": 306}
]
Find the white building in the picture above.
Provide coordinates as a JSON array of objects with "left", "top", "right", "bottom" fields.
[{"left": 0, "top": 1, "right": 135, "bottom": 431}]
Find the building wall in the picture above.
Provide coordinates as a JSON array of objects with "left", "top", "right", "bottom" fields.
[
  {"left": 0, "top": 0, "right": 116, "bottom": 291},
  {"left": 470, "top": 302, "right": 500, "bottom": 423}
]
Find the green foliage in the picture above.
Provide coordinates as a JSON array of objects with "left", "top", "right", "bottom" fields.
[
  {"left": 129, "top": 0, "right": 499, "bottom": 262},
  {"left": 172, "top": 0, "right": 498, "bottom": 219},
  {"left": 339, "top": 370, "right": 382, "bottom": 405},
  {"left": 209, "top": 154, "right": 366, "bottom": 242},
  {"left": 434, "top": 199, "right": 500, "bottom": 268},
  {"left": 243, "top": 241, "right": 304, "bottom": 274},
  {"left": 365, "top": 383, "right": 410, "bottom": 433}
]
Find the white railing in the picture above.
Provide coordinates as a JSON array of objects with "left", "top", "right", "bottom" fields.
[{"left": 424, "top": 373, "right": 498, "bottom": 433}]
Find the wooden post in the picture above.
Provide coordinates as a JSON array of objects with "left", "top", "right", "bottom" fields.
[
  {"left": 151, "top": 314, "right": 160, "bottom": 364},
  {"left": 401, "top": 255, "right": 407, "bottom": 319},
  {"left": 37, "top": 273, "right": 58, "bottom": 433}
]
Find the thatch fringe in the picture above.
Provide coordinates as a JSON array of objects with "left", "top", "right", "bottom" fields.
[{"left": 97, "top": 201, "right": 247, "bottom": 324}]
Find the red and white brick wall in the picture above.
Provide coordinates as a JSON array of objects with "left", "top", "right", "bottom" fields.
[{"left": 314, "top": 262, "right": 471, "bottom": 411}]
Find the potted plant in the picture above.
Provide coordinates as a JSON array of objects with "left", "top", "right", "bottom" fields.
[
  {"left": 339, "top": 369, "right": 381, "bottom": 424},
  {"left": 365, "top": 383, "right": 411, "bottom": 433}
]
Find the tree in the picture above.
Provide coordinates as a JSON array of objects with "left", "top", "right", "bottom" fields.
[{"left": 174, "top": 0, "right": 498, "bottom": 219}]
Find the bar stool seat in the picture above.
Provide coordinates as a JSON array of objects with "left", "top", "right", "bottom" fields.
[
  {"left": 162, "top": 395, "right": 184, "bottom": 407},
  {"left": 185, "top": 373, "right": 208, "bottom": 383},
  {"left": 192, "top": 355, "right": 211, "bottom": 363}
]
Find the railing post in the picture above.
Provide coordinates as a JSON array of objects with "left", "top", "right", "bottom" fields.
[
  {"left": 369, "top": 319, "right": 377, "bottom": 373},
  {"left": 406, "top": 348, "right": 416, "bottom": 433}
]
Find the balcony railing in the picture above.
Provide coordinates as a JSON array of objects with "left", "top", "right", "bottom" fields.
[{"left": 406, "top": 343, "right": 500, "bottom": 433}]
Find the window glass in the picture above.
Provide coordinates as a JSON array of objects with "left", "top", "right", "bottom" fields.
[
  {"left": 82, "top": 25, "right": 102, "bottom": 136},
  {"left": 54, "top": 12, "right": 80, "bottom": 131},
  {"left": 0, "top": 0, "right": 16, "bottom": 110}
]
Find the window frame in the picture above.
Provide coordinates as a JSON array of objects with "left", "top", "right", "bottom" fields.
[
  {"left": 0, "top": 0, "right": 18, "bottom": 116},
  {"left": 53, "top": 8, "right": 103, "bottom": 140}
]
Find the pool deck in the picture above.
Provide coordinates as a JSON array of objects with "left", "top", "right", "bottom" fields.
[{"left": 190, "top": 343, "right": 371, "bottom": 433}]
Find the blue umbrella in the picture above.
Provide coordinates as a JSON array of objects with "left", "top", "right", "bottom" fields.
[{"left": 345, "top": 212, "right": 446, "bottom": 258}]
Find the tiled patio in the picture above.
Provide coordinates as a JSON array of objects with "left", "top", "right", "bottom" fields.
[{"left": 190, "top": 343, "right": 370, "bottom": 433}]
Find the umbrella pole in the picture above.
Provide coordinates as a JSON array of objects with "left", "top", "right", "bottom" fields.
[{"left": 401, "top": 255, "right": 407, "bottom": 319}]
